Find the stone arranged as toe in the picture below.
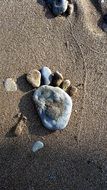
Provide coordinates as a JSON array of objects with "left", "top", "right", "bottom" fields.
[
  {"left": 40, "top": 66, "right": 52, "bottom": 85},
  {"left": 27, "top": 69, "right": 41, "bottom": 88}
]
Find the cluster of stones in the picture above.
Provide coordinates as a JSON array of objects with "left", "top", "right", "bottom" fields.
[
  {"left": 45, "top": 0, "right": 74, "bottom": 16},
  {"left": 26, "top": 66, "right": 77, "bottom": 96},
  {"left": 27, "top": 66, "right": 77, "bottom": 131}
]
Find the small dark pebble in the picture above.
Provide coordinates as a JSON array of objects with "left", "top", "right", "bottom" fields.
[
  {"left": 51, "top": 71, "right": 63, "bottom": 87},
  {"left": 87, "top": 160, "right": 91, "bottom": 164},
  {"left": 74, "top": 135, "right": 78, "bottom": 142}
]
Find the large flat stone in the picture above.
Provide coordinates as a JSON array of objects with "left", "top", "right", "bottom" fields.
[{"left": 33, "top": 85, "right": 72, "bottom": 130}]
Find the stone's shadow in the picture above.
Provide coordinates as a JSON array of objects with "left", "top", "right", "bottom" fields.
[
  {"left": 17, "top": 74, "right": 33, "bottom": 93},
  {"left": 90, "top": 0, "right": 102, "bottom": 13},
  {"left": 73, "top": 2, "right": 78, "bottom": 18},
  {"left": 18, "top": 91, "right": 52, "bottom": 136},
  {"left": 0, "top": 143, "right": 106, "bottom": 190},
  {"left": 45, "top": 9, "right": 56, "bottom": 19},
  {"left": 98, "top": 16, "right": 104, "bottom": 31},
  {"left": 5, "top": 125, "right": 17, "bottom": 138}
]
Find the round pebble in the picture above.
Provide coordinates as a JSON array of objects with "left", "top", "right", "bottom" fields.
[
  {"left": 61, "top": 79, "right": 71, "bottom": 91},
  {"left": 52, "top": 71, "right": 63, "bottom": 87},
  {"left": 69, "top": 86, "right": 78, "bottom": 96},
  {"left": 52, "top": 0, "right": 68, "bottom": 16},
  {"left": 33, "top": 85, "right": 72, "bottom": 130},
  {"left": 40, "top": 66, "right": 52, "bottom": 85},
  {"left": 4, "top": 78, "right": 17, "bottom": 92},
  {"left": 27, "top": 69, "right": 41, "bottom": 88},
  {"left": 67, "top": 3, "right": 74, "bottom": 15},
  {"left": 46, "top": 0, "right": 68, "bottom": 16},
  {"left": 32, "top": 141, "right": 44, "bottom": 152}
]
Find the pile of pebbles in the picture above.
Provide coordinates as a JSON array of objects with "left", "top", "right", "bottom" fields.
[
  {"left": 27, "top": 66, "right": 77, "bottom": 96},
  {"left": 27, "top": 66, "right": 77, "bottom": 131}
]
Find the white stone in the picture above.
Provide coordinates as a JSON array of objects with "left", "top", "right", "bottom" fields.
[{"left": 4, "top": 78, "right": 17, "bottom": 91}]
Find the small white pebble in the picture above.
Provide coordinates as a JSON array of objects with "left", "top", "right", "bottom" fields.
[
  {"left": 4, "top": 78, "right": 17, "bottom": 91},
  {"left": 74, "top": 110, "right": 78, "bottom": 114},
  {"left": 32, "top": 141, "right": 44, "bottom": 153}
]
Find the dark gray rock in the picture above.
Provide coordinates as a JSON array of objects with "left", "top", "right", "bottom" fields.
[{"left": 52, "top": 71, "right": 63, "bottom": 87}]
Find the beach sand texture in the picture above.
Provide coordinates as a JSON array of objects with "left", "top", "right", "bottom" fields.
[{"left": 0, "top": 0, "right": 107, "bottom": 189}]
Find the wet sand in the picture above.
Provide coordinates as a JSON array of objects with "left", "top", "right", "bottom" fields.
[{"left": 0, "top": 0, "right": 107, "bottom": 189}]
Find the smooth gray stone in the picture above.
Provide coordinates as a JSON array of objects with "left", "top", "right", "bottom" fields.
[
  {"left": 46, "top": 0, "right": 68, "bottom": 16},
  {"left": 33, "top": 85, "right": 72, "bottom": 130},
  {"left": 40, "top": 66, "right": 52, "bottom": 85},
  {"left": 32, "top": 141, "right": 44, "bottom": 152}
]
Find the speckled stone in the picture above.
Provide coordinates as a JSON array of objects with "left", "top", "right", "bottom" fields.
[
  {"left": 52, "top": 71, "right": 63, "bottom": 87},
  {"left": 61, "top": 79, "right": 71, "bottom": 91},
  {"left": 4, "top": 78, "right": 17, "bottom": 91},
  {"left": 46, "top": 0, "right": 68, "bottom": 16},
  {"left": 33, "top": 85, "right": 72, "bottom": 130},
  {"left": 27, "top": 69, "right": 41, "bottom": 88},
  {"left": 40, "top": 66, "right": 52, "bottom": 85},
  {"left": 15, "top": 120, "right": 24, "bottom": 136},
  {"left": 32, "top": 141, "right": 44, "bottom": 152}
]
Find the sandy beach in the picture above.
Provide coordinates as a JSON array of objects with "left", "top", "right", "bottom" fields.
[{"left": 0, "top": 0, "right": 107, "bottom": 189}]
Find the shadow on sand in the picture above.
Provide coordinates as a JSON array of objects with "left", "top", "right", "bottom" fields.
[{"left": 0, "top": 142, "right": 106, "bottom": 190}]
